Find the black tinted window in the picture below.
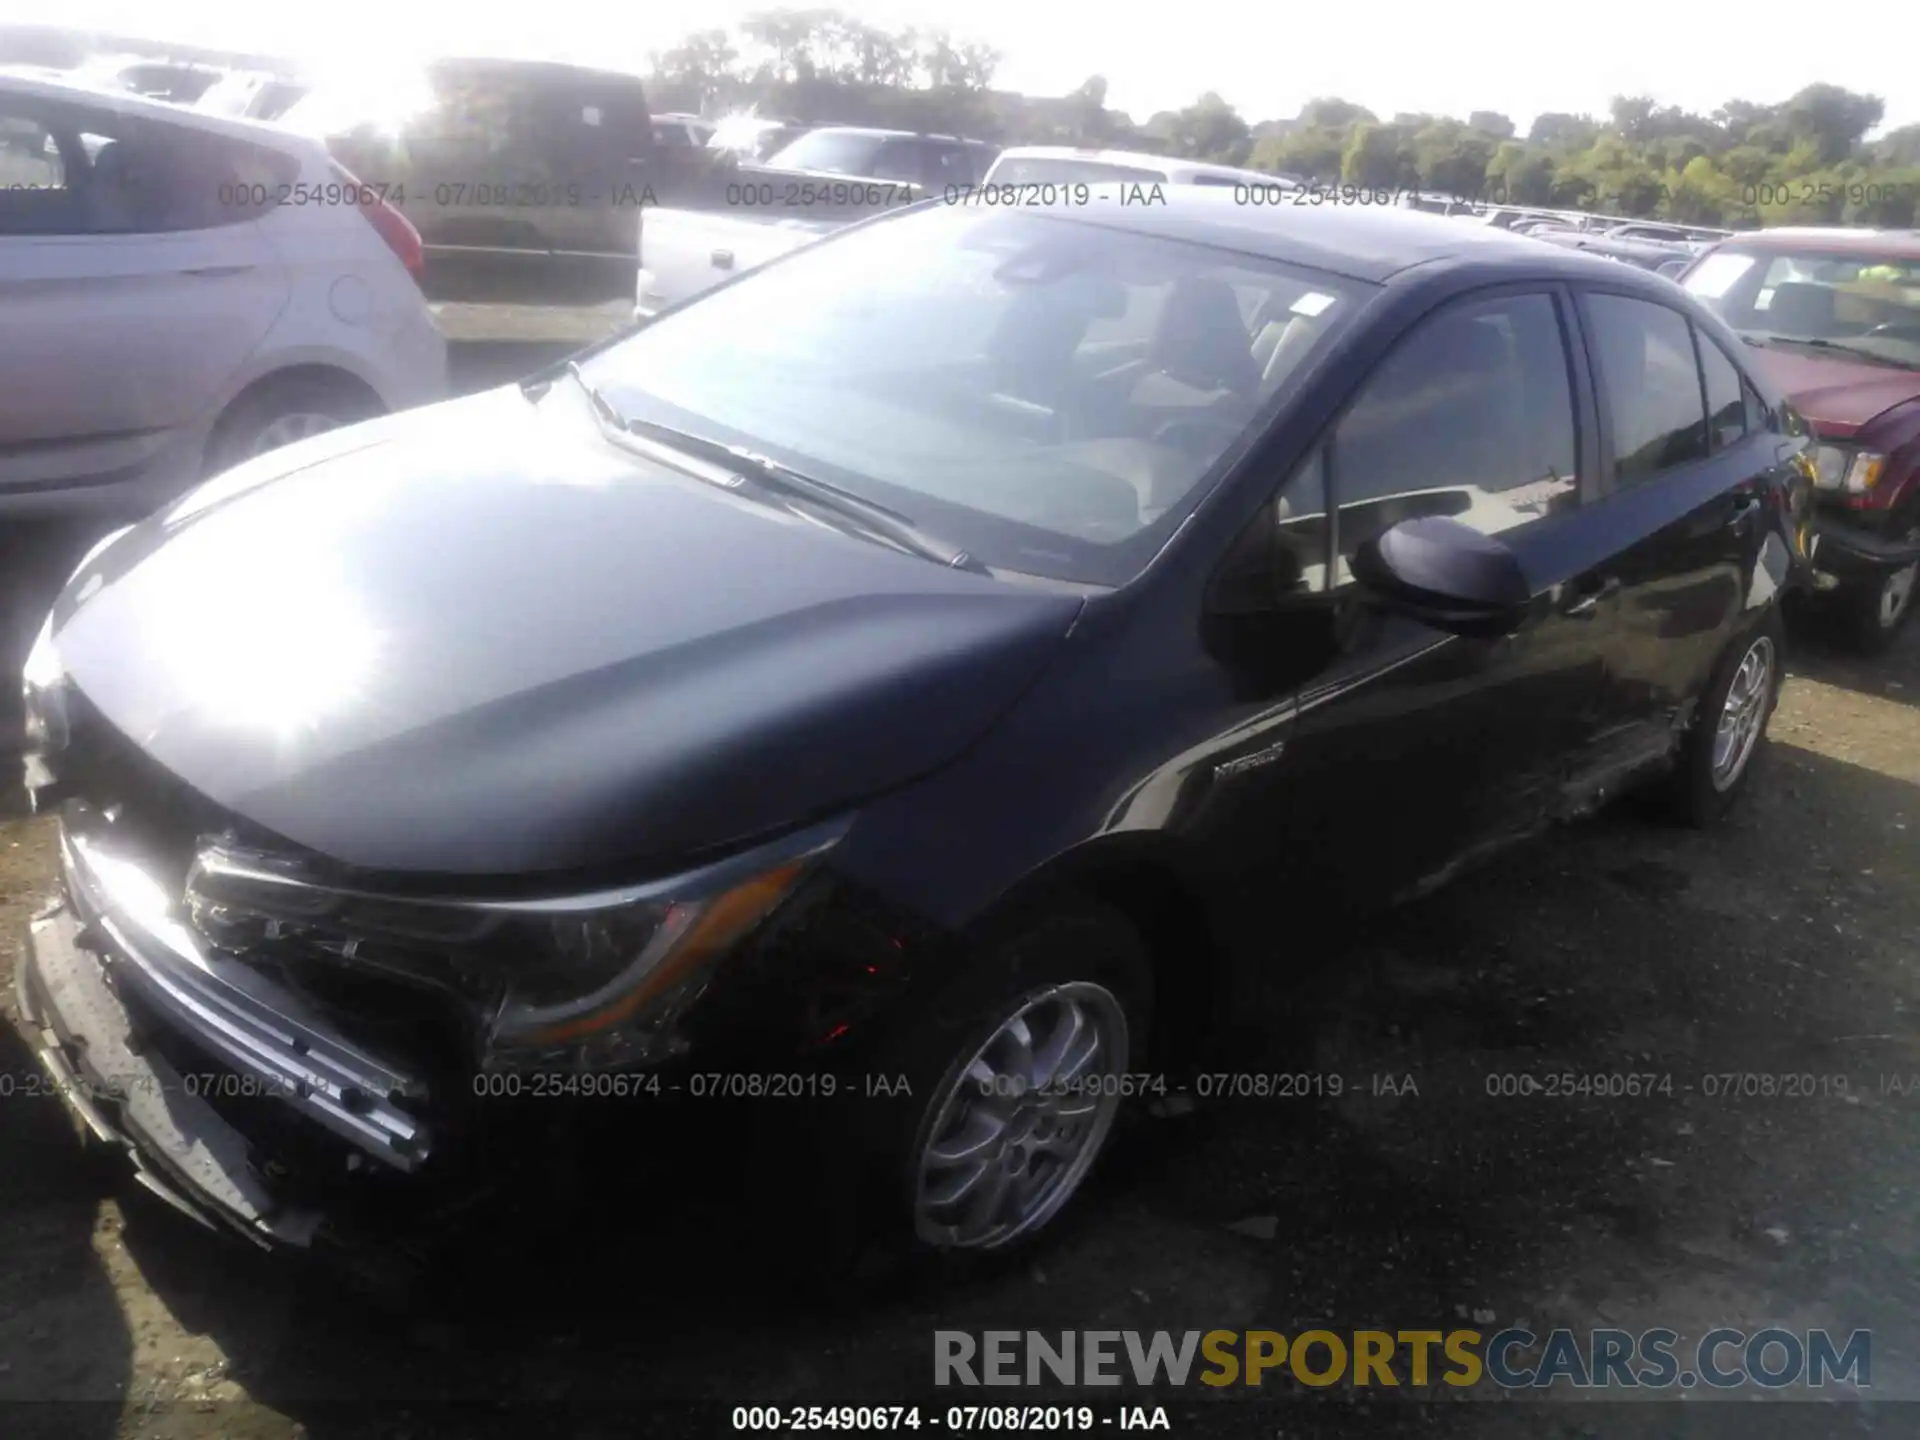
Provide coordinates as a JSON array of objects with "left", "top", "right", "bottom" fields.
[
  {"left": 764, "top": 130, "right": 884, "bottom": 176},
  {"left": 1697, "top": 328, "right": 1746, "bottom": 452},
  {"left": 73, "top": 121, "right": 299, "bottom": 233},
  {"left": 1331, "top": 292, "right": 1579, "bottom": 579},
  {"left": 0, "top": 109, "right": 76, "bottom": 235},
  {"left": 1586, "top": 294, "right": 1710, "bottom": 485}
]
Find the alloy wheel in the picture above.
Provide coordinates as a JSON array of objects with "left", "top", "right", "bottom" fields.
[
  {"left": 1710, "top": 634, "right": 1774, "bottom": 793},
  {"left": 912, "top": 981, "right": 1129, "bottom": 1250},
  {"left": 249, "top": 411, "right": 341, "bottom": 458}
]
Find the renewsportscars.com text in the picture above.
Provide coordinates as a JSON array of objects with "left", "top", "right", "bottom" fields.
[{"left": 934, "top": 1328, "right": 1870, "bottom": 1391}]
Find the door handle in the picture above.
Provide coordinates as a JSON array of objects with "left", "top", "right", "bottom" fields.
[
  {"left": 182, "top": 264, "right": 254, "bottom": 278},
  {"left": 1563, "top": 575, "right": 1621, "bottom": 617},
  {"left": 711, "top": 249, "right": 734, "bottom": 270}
]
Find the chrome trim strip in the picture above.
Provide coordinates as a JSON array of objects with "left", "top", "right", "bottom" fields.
[{"left": 61, "top": 827, "right": 431, "bottom": 1170}]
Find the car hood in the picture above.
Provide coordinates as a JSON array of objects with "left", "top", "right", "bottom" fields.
[
  {"left": 50, "top": 384, "right": 1084, "bottom": 879},
  {"left": 1746, "top": 346, "right": 1920, "bottom": 439}
]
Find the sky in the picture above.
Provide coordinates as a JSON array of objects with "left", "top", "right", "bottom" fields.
[{"left": 40, "top": 0, "right": 1919, "bottom": 136}]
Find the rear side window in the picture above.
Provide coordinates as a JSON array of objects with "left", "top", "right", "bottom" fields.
[
  {"left": 1329, "top": 291, "right": 1580, "bottom": 579},
  {"left": 73, "top": 121, "right": 301, "bottom": 233},
  {"left": 1584, "top": 294, "right": 1709, "bottom": 486}
]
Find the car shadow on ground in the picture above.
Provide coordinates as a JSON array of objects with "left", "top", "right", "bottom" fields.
[
  {"left": 0, "top": 976, "right": 131, "bottom": 1439},
  {"left": 73, "top": 732, "right": 1918, "bottom": 1436},
  {"left": 1783, "top": 597, "right": 1920, "bottom": 714}
]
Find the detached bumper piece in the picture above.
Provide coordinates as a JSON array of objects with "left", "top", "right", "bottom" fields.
[
  {"left": 16, "top": 903, "right": 322, "bottom": 1248},
  {"left": 1809, "top": 517, "right": 1920, "bottom": 582}
]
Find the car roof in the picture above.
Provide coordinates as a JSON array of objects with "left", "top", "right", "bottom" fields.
[
  {"left": 1018, "top": 184, "right": 1641, "bottom": 286},
  {"left": 1710, "top": 227, "right": 1920, "bottom": 257},
  {"left": 0, "top": 69, "right": 326, "bottom": 152}
]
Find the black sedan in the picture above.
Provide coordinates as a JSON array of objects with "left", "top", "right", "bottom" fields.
[{"left": 17, "top": 190, "right": 1813, "bottom": 1263}]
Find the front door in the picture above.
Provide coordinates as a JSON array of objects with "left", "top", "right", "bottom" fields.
[{"left": 1246, "top": 288, "right": 1618, "bottom": 905}]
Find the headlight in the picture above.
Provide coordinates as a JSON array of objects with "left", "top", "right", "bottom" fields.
[
  {"left": 485, "top": 856, "right": 817, "bottom": 1070},
  {"left": 1812, "top": 444, "right": 1888, "bottom": 494},
  {"left": 185, "top": 818, "right": 846, "bottom": 1073}
]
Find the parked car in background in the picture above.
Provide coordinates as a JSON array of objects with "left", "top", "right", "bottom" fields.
[
  {"left": 19, "top": 192, "right": 1808, "bottom": 1267},
  {"left": 761, "top": 126, "right": 999, "bottom": 190},
  {"left": 1605, "top": 221, "right": 1730, "bottom": 246},
  {"left": 652, "top": 111, "right": 716, "bottom": 149},
  {"left": 1681, "top": 228, "right": 1920, "bottom": 648},
  {"left": 707, "top": 114, "right": 809, "bottom": 161},
  {"left": 1538, "top": 228, "right": 1697, "bottom": 272},
  {"left": 193, "top": 68, "right": 308, "bottom": 122},
  {"left": 278, "top": 56, "right": 655, "bottom": 302},
  {"left": 633, "top": 125, "right": 995, "bottom": 316},
  {"left": 982, "top": 146, "right": 1301, "bottom": 191},
  {"left": 59, "top": 54, "right": 226, "bottom": 106},
  {"left": 0, "top": 70, "right": 446, "bottom": 522}
]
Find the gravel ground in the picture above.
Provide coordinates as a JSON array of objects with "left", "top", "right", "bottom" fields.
[{"left": 3, "top": 310, "right": 1919, "bottom": 1436}]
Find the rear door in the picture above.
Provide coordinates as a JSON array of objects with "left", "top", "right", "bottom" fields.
[
  {"left": 1569, "top": 288, "right": 1793, "bottom": 774},
  {"left": 0, "top": 97, "right": 289, "bottom": 501},
  {"left": 1240, "top": 286, "right": 1618, "bottom": 905}
]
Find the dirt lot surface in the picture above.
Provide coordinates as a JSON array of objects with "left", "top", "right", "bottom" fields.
[{"left": 4, "top": 314, "right": 1919, "bottom": 1437}]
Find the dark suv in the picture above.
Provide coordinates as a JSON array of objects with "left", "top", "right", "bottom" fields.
[
  {"left": 1679, "top": 228, "right": 1920, "bottom": 649},
  {"left": 278, "top": 56, "right": 655, "bottom": 302},
  {"left": 18, "top": 194, "right": 1810, "bottom": 1266}
]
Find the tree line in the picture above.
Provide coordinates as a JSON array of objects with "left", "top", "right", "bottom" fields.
[{"left": 650, "top": 10, "right": 1920, "bottom": 228}]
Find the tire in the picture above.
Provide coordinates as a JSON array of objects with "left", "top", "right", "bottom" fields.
[
  {"left": 203, "top": 374, "right": 381, "bottom": 478},
  {"left": 862, "top": 899, "right": 1153, "bottom": 1259},
  {"left": 1835, "top": 512, "right": 1920, "bottom": 654},
  {"left": 1663, "top": 606, "right": 1785, "bottom": 827}
]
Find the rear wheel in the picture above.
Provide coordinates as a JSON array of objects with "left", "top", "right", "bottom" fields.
[
  {"left": 204, "top": 374, "right": 381, "bottom": 477},
  {"left": 1663, "top": 607, "right": 1784, "bottom": 827}
]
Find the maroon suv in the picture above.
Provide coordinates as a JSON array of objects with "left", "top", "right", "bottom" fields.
[{"left": 1680, "top": 228, "right": 1920, "bottom": 650}]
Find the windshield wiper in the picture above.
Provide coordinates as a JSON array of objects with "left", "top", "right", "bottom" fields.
[
  {"left": 563, "top": 363, "right": 987, "bottom": 574},
  {"left": 1744, "top": 334, "right": 1911, "bottom": 368}
]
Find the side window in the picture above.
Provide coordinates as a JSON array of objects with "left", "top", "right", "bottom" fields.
[
  {"left": 1584, "top": 293, "right": 1709, "bottom": 486},
  {"left": 652, "top": 122, "right": 690, "bottom": 147},
  {"left": 74, "top": 123, "right": 301, "bottom": 233},
  {"left": 1696, "top": 328, "right": 1747, "bottom": 452},
  {"left": 0, "top": 108, "right": 73, "bottom": 235},
  {"left": 868, "top": 140, "right": 930, "bottom": 185},
  {"left": 1330, "top": 292, "right": 1580, "bottom": 582}
]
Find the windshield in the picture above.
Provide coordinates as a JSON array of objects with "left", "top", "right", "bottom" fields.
[
  {"left": 987, "top": 156, "right": 1166, "bottom": 186},
  {"left": 763, "top": 130, "right": 885, "bottom": 175},
  {"left": 580, "top": 201, "right": 1366, "bottom": 585},
  {"left": 1684, "top": 247, "right": 1920, "bottom": 370}
]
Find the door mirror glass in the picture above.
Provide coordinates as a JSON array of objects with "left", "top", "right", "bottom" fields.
[{"left": 1351, "top": 516, "right": 1531, "bottom": 636}]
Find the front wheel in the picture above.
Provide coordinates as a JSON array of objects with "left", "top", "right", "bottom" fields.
[
  {"left": 1663, "top": 607, "right": 1784, "bottom": 827},
  {"left": 1836, "top": 518, "right": 1920, "bottom": 654},
  {"left": 874, "top": 901, "right": 1153, "bottom": 1256}
]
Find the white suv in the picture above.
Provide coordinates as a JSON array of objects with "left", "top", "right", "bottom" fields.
[{"left": 0, "top": 71, "right": 447, "bottom": 520}]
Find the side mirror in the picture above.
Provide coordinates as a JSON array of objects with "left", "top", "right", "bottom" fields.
[{"left": 1351, "top": 516, "right": 1531, "bottom": 638}]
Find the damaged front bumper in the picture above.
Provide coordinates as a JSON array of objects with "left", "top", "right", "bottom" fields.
[
  {"left": 1807, "top": 511, "right": 1920, "bottom": 589},
  {"left": 14, "top": 820, "right": 433, "bottom": 1252}
]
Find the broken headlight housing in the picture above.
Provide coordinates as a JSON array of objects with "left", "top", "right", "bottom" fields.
[{"left": 185, "top": 818, "right": 847, "bottom": 1074}]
